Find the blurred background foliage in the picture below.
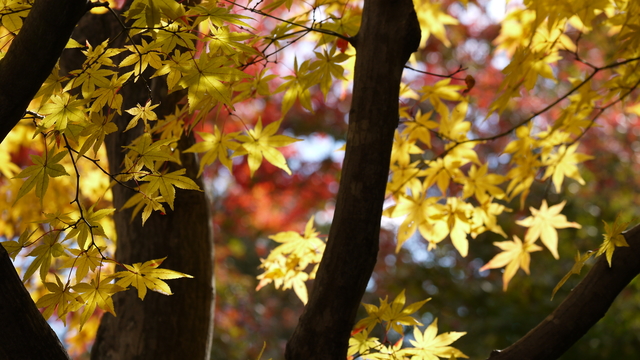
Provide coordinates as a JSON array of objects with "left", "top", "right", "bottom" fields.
[
  {"left": 1, "top": 0, "right": 638, "bottom": 358},
  {"left": 206, "top": 1, "right": 640, "bottom": 359}
]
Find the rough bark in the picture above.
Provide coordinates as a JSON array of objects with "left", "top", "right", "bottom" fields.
[
  {"left": 2, "top": 1, "right": 639, "bottom": 359},
  {"left": 0, "top": 245, "right": 70, "bottom": 360},
  {"left": 91, "top": 129, "right": 215, "bottom": 360},
  {"left": 487, "top": 223, "right": 640, "bottom": 360},
  {"left": 285, "top": 0, "right": 420, "bottom": 358},
  {"left": 58, "top": 9, "right": 215, "bottom": 360},
  {"left": 0, "top": 0, "right": 89, "bottom": 144}
]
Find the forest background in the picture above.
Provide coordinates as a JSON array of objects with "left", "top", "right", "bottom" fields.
[{"left": 0, "top": 0, "right": 639, "bottom": 359}]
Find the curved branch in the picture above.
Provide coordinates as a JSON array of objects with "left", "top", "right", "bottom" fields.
[
  {"left": 487, "top": 224, "right": 640, "bottom": 360},
  {"left": 0, "top": 245, "right": 70, "bottom": 359},
  {"left": 0, "top": 0, "right": 90, "bottom": 143}
]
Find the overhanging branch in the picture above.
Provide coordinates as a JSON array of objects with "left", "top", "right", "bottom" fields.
[
  {"left": 488, "top": 224, "right": 640, "bottom": 360},
  {"left": 0, "top": 245, "right": 70, "bottom": 359},
  {"left": 0, "top": 0, "right": 89, "bottom": 143}
]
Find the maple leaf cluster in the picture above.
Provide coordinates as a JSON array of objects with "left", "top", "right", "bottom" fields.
[
  {"left": 348, "top": 290, "right": 466, "bottom": 360},
  {"left": 0, "top": 0, "right": 639, "bottom": 357}
]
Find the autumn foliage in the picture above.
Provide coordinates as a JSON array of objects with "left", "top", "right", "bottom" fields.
[{"left": 1, "top": 0, "right": 640, "bottom": 359}]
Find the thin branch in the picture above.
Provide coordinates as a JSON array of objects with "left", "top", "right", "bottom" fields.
[
  {"left": 487, "top": 224, "right": 640, "bottom": 360},
  {"left": 388, "top": 55, "right": 640, "bottom": 197},
  {"left": 404, "top": 64, "right": 467, "bottom": 80},
  {"left": 62, "top": 134, "right": 105, "bottom": 259},
  {"left": 224, "top": 0, "right": 351, "bottom": 42}
]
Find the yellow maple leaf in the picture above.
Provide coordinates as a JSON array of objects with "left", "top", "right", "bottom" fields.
[
  {"left": 268, "top": 216, "right": 325, "bottom": 262},
  {"left": 179, "top": 53, "right": 249, "bottom": 109},
  {"left": 79, "top": 112, "right": 118, "bottom": 156},
  {"left": 551, "top": 250, "right": 594, "bottom": 300},
  {"left": 310, "top": 45, "right": 350, "bottom": 97},
  {"left": 234, "top": 118, "right": 301, "bottom": 177},
  {"left": 387, "top": 160, "right": 423, "bottom": 196},
  {"left": 232, "top": 67, "right": 278, "bottom": 103},
  {"left": 1, "top": 227, "right": 35, "bottom": 260},
  {"left": 152, "top": 49, "right": 192, "bottom": 90},
  {"left": 403, "top": 318, "right": 468, "bottom": 359},
  {"left": 515, "top": 200, "right": 581, "bottom": 259},
  {"left": 419, "top": 78, "right": 464, "bottom": 114},
  {"left": 414, "top": 0, "right": 459, "bottom": 48},
  {"left": 144, "top": 168, "right": 202, "bottom": 210},
  {"left": 72, "top": 277, "right": 124, "bottom": 329},
  {"left": 596, "top": 214, "right": 630, "bottom": 267},
  {"left": 13, "top": 148, "right": 69, "bottom": 205},
  {"left": 87, "top": 71, "right": 129, "bottom": 113},
  {"left": 70, "top": 64, "right": 115, "bottom": 99},
  {"left": 505, "top": 154, "right": 539, "bottom": 208},
  {"left": 184, "top": 127, "right": 240, "bottom": 175},
  {"left": 257, "top": 254, "right": 311, "bottom": 304},
  {"left": 207, "top": 25, "right": 258, "bottom": 58},
  {"left": 275, "top": 58, "right": 316, "bottom": 115},
  {"left": 423, "top": 157, "right": 462, "bottom": 195},
  {"left": 0, "top": 0, "right": 28, "bottom": 32},
  {"left": 542, "top": 143, "right": 593, "bottom": 192},
  {"left": 64, "top": 204, "right": 115, "bottom": 250},
  {"left": 381, "top": 290, "right": 430, "bottom": 334},
  {"left": 114, "top": 257, "right": 193, "bottom": 300},
  {"left": 368, "top": 337, "right": 404, "bottom": 359},
  {"left": 469, "top": 197, "right": 509, "bottom": 239},
  {"left": 402, "top": 109, "right": 438, "bottom": 148},
  {"left": 120, "top": 183, "right": 167, "bottom": 225},
  {"left": 256, "top": 217, "right": 325, "bottom": 304},
  {"left": 155, "top": 0, "right": 186, "bottom": 21},
  {"left": 390, "top": 131, "right": 422, "bottom": 166},
  {"left": 124, "top": 100, "right": 160, "bottom": 132},
  {"left": 124, "top": 133, "right": 180, "bottom": 170},
  {"left": 348, "top": 329, "right": 380, "bottom": 357},
  {"left": 120, "top": 39, "right": 163, "bottom": 78},
  {"left": 391, "top": 190, "right": 447, "bottom": 252},
  {"left": 439, "top": 101, "right": 470, "bottom": 142},
  {"left": 480, "top": 235, "right": 543, "bottom": 291},
  {"left": 36, "top": 274, "right": 83, "bottom": 324},
  {"left": 354, "top": 290, "right": 430, "bottom": 335},
  {"left": 461, "top": 163, "right": 505, "bottom": 202},
  {"left": 24, "top": 233, "right": 67, "bottom": 281},
  {"left": 440, "top": 197, "right": 472, "bottom": 257},
  {"left": 38, "top": 92, "right": 86, "bottom": 131},
  {"left": 140, "top": 194, "right": 166, "bottom": 226},
  {"left": 62, "top": 247, "right": 105, "bottom": 281}
]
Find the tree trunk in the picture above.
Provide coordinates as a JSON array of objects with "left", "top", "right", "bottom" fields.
[
  {"left": 2, "top": 1, "right": 640, "bottom": 360},
  {"left": 92, "top": 129, "right": 215, "bottom": 360},
  {"left": 59, "top": 9, "right": 215, "bottom": 360},
  {"left": 0, "top": 245, "right": 70, "bottom": 360},
  {"left": 285, "top": 0, "right": 421, "bottom": 358}
]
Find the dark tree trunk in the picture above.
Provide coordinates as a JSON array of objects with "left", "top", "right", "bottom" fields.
[
  {"left": 0, "top": 245, "right": 70, "bottom": 360},
  {"left": 2, "top": 1, "right": 640, "bottom": 360},
  {"left": 285, "top": 0, "right": 421, "bottom": 358},
  {"left": 58, "top": 9, "right": 215, "bottom": 360},
  {"left": 487, "top": 224, "right": 640, "bottom": 360},
  {"left": 0, "top": 1, "right": 86, "bottom": 358},
  {"left": 91, "top": 130, "right": 215, "bottom": 360},
  {"left": 0, "top": 0, "right": 88, "bottom": 143}
]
